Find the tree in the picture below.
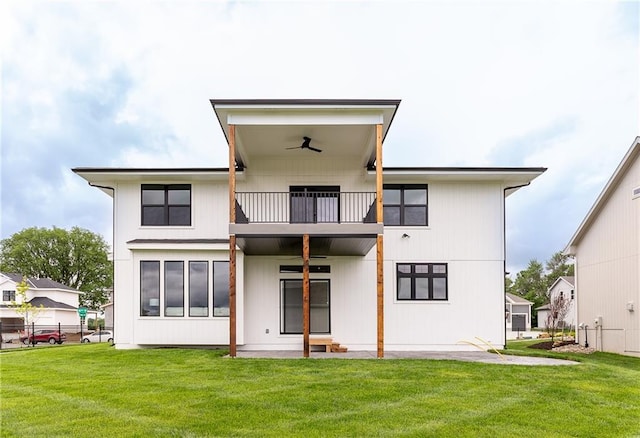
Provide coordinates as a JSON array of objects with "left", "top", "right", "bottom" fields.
[
  {"left": 509, "top": 251, "right": 575, "bottom": 327},
  {"left": 544, "top": 293, "right": 572, "bottom": 343},
  {"left": 10, "top": 277, "right": 44, "bottom": 340},
  {"left": 544, "top": 251, "right": 574, "bottom": 292},
  {"left": 0, "top": 227, "right": 112, "bottom": 309},
  {"left": 510, "top": 259, "right": 546, "bottom": 326}
]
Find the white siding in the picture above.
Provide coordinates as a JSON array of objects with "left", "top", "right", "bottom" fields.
[
  {"left": 238, "top": 158, "right": 373, "bottom": 193},
  {"left": 239, "top": 181, "right": 507, "bottom": 351},
  {"left": 107, "top": 169, "right": 511, "bottom": 352},
  {"left": 111, "top": 180, "right": 233, "bottom": 348},
  {"left": 574, "top": 155, "right": 640, "bottom": 356}
]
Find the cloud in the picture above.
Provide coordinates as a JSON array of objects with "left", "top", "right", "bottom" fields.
[{"left": 1, "top": 1, "right": 638, "bottom": 274}]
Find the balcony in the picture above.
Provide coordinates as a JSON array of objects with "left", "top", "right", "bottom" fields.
[
  {"left": 230, "top": 191, "right": 382, "bottom": 256},
  {"left": 235, "top": 191, "right": 377, "bottom": 224}
]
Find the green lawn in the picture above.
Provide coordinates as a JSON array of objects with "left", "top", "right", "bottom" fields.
[{"left": 1, "top": 342, "right": 639, "bottom": 437}]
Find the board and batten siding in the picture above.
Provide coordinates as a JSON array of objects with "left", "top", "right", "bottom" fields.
[
  {"left": 111, "top": 180, "right": 233, "bottom": 348},
  {"left": 240, "top": 180, "right": 507, "bottom": 351},
  {"left": 237, "top": 157, "right": 373, "bottom": 193},
  {"left": 382, "top": 181, "right": 506, "bottom": 350},
  {"left": 241, "top": 256, "right": 377, "bottom": 350},
  {"left": 573, "top": 153, "right": 640, "bottom": 355}
]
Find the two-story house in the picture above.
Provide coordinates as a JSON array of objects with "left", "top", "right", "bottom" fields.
[
  {"left": 73, "top": 99, "right": 545, "bottom": 356},
  {"left": 0, "top": 273, "right": 81, "bottom": 329}
]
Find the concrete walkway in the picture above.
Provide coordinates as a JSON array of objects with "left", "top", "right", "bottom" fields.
[{"left": 235, "top": 350, "right": 579, "bottom": 365}]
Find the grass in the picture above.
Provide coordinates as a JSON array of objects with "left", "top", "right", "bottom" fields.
[{"left": 1, "top": 342, "right": 639, "bottom": 437}]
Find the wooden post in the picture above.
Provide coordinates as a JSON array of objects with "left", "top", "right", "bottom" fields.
[
  {"left": 303, "top": 234, "right": 310, "bottom": 358},
  {"left": 375, "top": 123, "right": 384, "bottom": 358},
  {"left": 229, "top": 236, "right": 236, "bottom": 357},
  {"left": 229, "top": 124, "right": 237, "bottom": 357}
]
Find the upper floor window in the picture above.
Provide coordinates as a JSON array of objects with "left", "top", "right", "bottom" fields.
[
  {"left": 570, "top": 290, "right": 574, "bottom": 300},
  {"left": 141, "top": 184, "right": 191, "bottom": 226},
  {"left": 383, "top": 185, "right": 428, "bottom": 226},
  {"left": 3, "top": 290, "right": 15, "bottom": 301},
  {"left": 397, "top": 263, "right": 447, "bottom": 301}
]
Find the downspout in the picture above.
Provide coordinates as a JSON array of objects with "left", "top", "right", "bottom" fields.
[
  {"left": 503, "top": 182, "right": 531, "bottom": 349},
  {"left": 88, "top": 182, "right": 115, "bottom": 344}
]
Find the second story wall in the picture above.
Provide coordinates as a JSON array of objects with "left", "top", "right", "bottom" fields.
[
  {"left": 382, "top": 181, "right": 505, "bottom": 262},
  {"left": 238, "top": 157, "right": 373, "bottom": 193},
  {"left": 113, "top": 180, "right": 229, "bottom": 260}
]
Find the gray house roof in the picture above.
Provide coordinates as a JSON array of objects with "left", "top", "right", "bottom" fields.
[
  {"left": 505, "top": 292, "right": 533, "bottom": 305},
  {"left": 2, "top": 273, "right": 81, "bottom": 293},
  {"left": 28, "top": 297, "right": 77, "bottom": 310}
]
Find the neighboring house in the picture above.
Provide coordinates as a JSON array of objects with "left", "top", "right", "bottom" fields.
[
  {"left": 101, "top": 288, "right": 114, "bottom": 330},
  {"left": 73, "top": 99, "right": 545, "bottom": 356},
  {"left": 505, "top": 292, "right": 532, "bottom": 332},
  {"left": 565, "top": 136, "right": 640, "bottom": 357},
  {"left": 536, "top": 276, "right": 575, "bottom": 330},
  {"left": 0, "top": 273, "right": 81, "bottom": 328}
]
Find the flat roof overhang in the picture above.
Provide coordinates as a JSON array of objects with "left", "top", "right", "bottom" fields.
[
  {"left": 211, "top": 99, "right": 401, "bottom": 169},
  {"left": 230, "top": 223, "right": 382, "bottom": 256}
]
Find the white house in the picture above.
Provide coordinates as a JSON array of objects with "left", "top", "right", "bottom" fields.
[
  {"left": 73, "top": 99, "right": 545, "bottom": 356},
  {"left": 565, "top": 136, "right": 640, "bottom": 357},
  {"left": 536, "top": 276, "right": 575, "bottom": 330},
  {"left": 505, "top": 292, "right": 533, "bottom": 332},
  {"left": 0, "top": 273, "right": 81, "bottom": 329}
]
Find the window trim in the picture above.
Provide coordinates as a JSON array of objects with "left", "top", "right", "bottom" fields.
[
  {"left": 189, "top": 261, "right": 209, "bottom": 317},
  {"left": 212, "top": 260, "right": 230, "bottom": 317},
  {"left": 141, "top": 184, "right": 192, "bottom": 227},
  {"left": 396, "top": 262, "right": 448, "bottom": 301},
  {"left": 140, "top": 261, "right": 161, "bottom": 316},
  {"left": 383, "top": 184, "right": 428, "bottom": 226},
  {"left": 164, "top": 261, "right": 184, "bottom": 317},
  {"left": 2, "top": 290, "right": 16, "bottom": 302}
]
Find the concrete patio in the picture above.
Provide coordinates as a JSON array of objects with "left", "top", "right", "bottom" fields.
[{"left": 234, "top": 350, "right": 580, "bottom": 365}]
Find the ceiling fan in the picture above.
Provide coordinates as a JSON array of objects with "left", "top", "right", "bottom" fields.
[{"left": 286, "top": 136, "right": 322, "bottom": 153}]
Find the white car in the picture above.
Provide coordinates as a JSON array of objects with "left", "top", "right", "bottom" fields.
[{"left": 81, "top": 330, "right": 113, "bottom": 344}]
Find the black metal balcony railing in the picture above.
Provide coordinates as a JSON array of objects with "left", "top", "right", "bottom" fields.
[{"left": 235, "top": 192, "right": 377, "bottom": 224}]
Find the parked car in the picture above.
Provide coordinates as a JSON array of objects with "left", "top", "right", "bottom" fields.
[
  {"left": 20, "top": 329, "right": 66, "bottom": 345},
  {"left": 81, "top": 330, "right": 113, "bottom": 344}
]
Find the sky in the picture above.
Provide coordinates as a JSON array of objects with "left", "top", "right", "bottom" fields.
[{"left": 1, "top": 1, "right": 638, "bottom": 275}]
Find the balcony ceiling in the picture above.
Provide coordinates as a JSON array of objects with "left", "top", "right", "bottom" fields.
[
  {"left": 235, "top": 236, "right": 378, "bottom": 257},
  {"left": 235, "top": 124, "right": 374, "bottom": 165},
  {"left": 211, "top": 99, "right": 401, "bottom": 168}
]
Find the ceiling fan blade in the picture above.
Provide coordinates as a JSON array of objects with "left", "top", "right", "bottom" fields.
[
  {"left": 307, "top": 146, "right": 322, "bottom": 153},
  {"left": 285, "top": 146, "right": 301, "bottom": 150}
]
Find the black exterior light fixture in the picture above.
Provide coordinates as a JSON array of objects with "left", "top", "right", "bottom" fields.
[{"left": 579, "top": 322, "right": 589, "bottom": 348}]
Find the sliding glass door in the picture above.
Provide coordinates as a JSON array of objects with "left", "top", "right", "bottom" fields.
[
  {"left": 280, "top": 279, "right": 330, "bottom": 334},
  {"left": 290, "top": 186, "right": 339, "bottom": 223}
]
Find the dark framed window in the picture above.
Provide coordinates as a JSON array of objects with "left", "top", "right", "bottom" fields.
[
  {"left": 164, "top": 261, "right": 184, "bottom": 317},
  {"left": 3, "top": 290, "right": 15, "bottom": 301},
  {"left": 141, "top": 261, "right": 160, "bottom": 316},
  {"left": 383, "top": 184, "right": 428, "bottom": 226},
  {"left": 280, "top": 279, "right": 330, "bottom": 334},
  {"left": 213, "top": 261, "right": 230, "bottom": 317},
  {"left": 397, "top": 263, "right": 447, "bottom": 301},
  {"left": 189, "top": 261, "right": 208, "bottom": 317},
  {"left": 142, "top": 184, "right": 191, "bottom": 226},
  {"left": 290, "top": 186, "right": 340, "bottom": 224}
]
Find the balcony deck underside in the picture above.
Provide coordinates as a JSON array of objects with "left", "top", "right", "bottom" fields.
[{"left": 230, "top": 223, "right": 382, "bottom": 256}]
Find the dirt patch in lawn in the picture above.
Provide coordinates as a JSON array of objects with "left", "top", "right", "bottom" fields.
[{"left": 528, "top": 340, "right": 595, "bottom": 354}]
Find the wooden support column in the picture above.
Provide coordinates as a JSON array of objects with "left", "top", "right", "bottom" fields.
[
  {"left": 302, "top": 234, "right": 310, "bottom": 358},
  {"left": 228, "top": 124, "right": 237, "bottom": 358},
  {"left": 375, "top": 123, "right": 384, "bottom": 358}
]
